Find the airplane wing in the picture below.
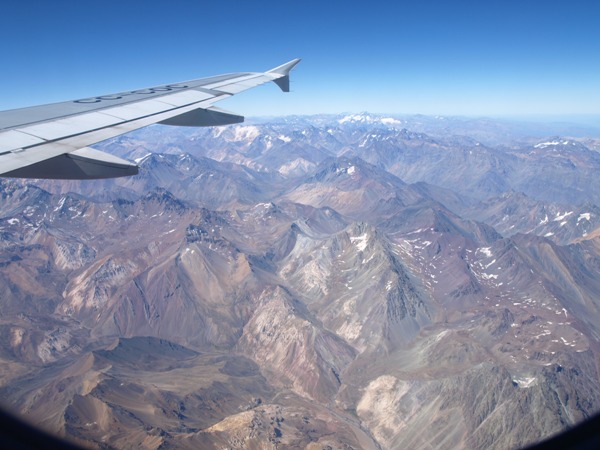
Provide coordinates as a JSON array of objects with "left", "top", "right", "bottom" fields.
[{"left": 0, "top": 59, "right": 301, "bottom": 180}]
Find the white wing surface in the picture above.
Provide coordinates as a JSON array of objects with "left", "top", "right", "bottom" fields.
[{"left": 0, "top": 59, "right": 300, "bottom": 179}]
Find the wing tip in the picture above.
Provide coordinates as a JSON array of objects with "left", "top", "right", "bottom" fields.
[
  {"left": 267, "top": 58, "right": 302, "bottom": 76},
  {"left": 268, "top": 59, "right": 301, "bottom": 92}
]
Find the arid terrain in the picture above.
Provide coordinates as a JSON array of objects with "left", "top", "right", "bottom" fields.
[{"left": 1, "top": 113, "right": 600, "bottom": 449}]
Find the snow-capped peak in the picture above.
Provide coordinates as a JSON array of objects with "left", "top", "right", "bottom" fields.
[
  {"left": 134, "top": 153, "right": 153, "bottom": 164},
  {"left": 337, "top": 113, "right": 401, "bottom": 126},
  {"left": 534, "top": 139, "right": 575, "bottom": 149},
  {"left": 228, "top": 125, "right": 261, "bottom": 142}
]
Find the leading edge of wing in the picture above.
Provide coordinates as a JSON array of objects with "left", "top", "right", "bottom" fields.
[
  {"left": 0, "top": 59, "right": 302, "bottom": 131},
  {"left": 0, "top": 59, "right": 301, "bottom": 180}
]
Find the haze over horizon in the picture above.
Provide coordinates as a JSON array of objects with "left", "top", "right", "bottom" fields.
[{"left": 1, "top": 0, "right": 599, "bottom": 118}]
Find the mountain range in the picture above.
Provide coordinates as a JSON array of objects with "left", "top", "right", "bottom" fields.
[{"left": 1, "top": 113, "right": 600, "bottom": 449}]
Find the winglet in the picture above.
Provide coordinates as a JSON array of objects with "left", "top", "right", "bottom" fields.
[{"left": 267, "top": 58, "right": 301, "bottom": 92}]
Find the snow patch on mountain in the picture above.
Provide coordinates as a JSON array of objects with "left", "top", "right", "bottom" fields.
[
  {"left": 350, "top": 233, "right": 368, "bottom": 252},
  {"left": 338, "top": 113, "right": 401, "bottom": 126},
  {"left": 134, "top": 153, "right": 153, "bottom": 164},
  {"left": 578, "top": 213, "right": 591, "bottom": 223},
  {"left": 554, "top": 211, "right": 573, "bottom": 221},
  {"left": 478, "top": 247, "right": 493, "bottom": 258},
  {"left": 513, "top": 376, "right": 538, "bottom": 388},
  {"left": 535, "top": 141, "right": 560, "bottom": 148},
  {"left": 231, "top": 126, "right": 260, "bottom": 142},
  {"left": 534, "top": 140, "right": 574, "bottom": 148}
]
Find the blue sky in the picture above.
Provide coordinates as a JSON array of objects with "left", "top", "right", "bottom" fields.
[{"left": 1, "top": 0, "right": 599, "bottom": 118}]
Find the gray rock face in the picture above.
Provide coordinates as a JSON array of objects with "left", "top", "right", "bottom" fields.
[{"left": 1, "top": 114, "right": 600, "bottom": 449}]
